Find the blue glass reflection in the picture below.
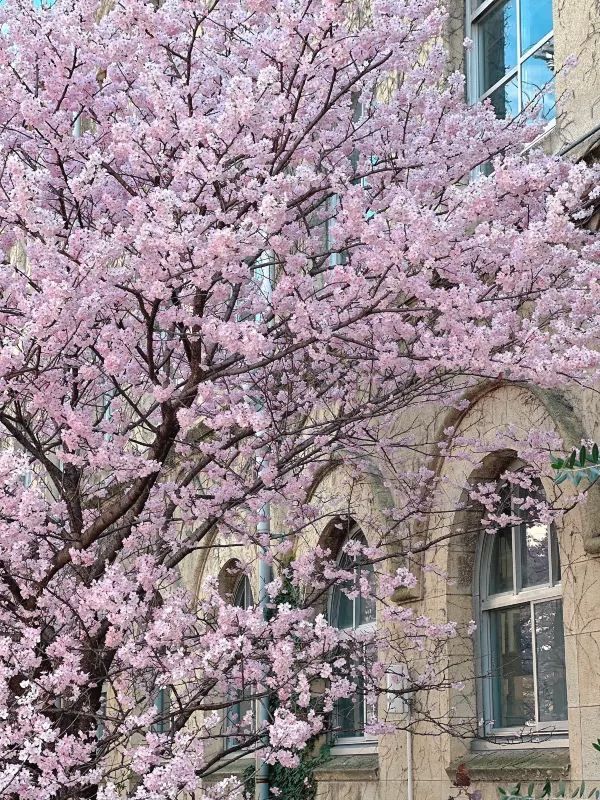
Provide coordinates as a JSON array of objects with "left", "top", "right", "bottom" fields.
[
  {"left": 521, "top": 39, "right": 555, "bottom": 121},
  {"left": 520, "top": 0, "right": 553, "bottom": 54}
]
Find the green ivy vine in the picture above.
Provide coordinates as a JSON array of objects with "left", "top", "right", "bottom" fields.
[
  {"left": 249, "top": 573, "right": 332, "bottom": 800},
  {"left": 270, "top": 743, "right": 331, "bottom": 800}
]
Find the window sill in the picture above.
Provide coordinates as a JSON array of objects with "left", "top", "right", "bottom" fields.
[
  {"left": 314, "top": 752, "right": 379, "bottom": 782},
  {"left": 447, "top": 747, "right": 569, "bottom": 784},
  {"left": 329, "top": 737, "right": 378, "bottom": 756},
  {"left": 472, "top": 734, "right": 568, "bottom": 750}
]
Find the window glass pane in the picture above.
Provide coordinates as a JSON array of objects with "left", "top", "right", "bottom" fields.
[
  {"left": 490, "top": 605, "right": 535, "bottom": 727},
  {"left": 520, "top": 0, "right": 553, "bottom": 54},
  {"left": 488, "top": 76, "right": 519, "bottom": 118},
  {"left": 332, "top": 534, "right": 375, "bottom": 629},
  {"left": 226, "top": 693, "right": 253, "bottom": 746},
  {"left": 519, "top": 520, "right": 549, "bottom": 588},
  {"left": 332, "top": 550, "right": 355, "bottom": 629},
  {"left": 357, "top": 561, "right": 376, "bottom": 626},
  {"left": 234, "top": 575, "right": 253, "bottom": 609},
  {"left": 334, "top": 650, "right": 371, "bottom": 737},
  {"left": 535, "top": 600, "right": 567, "bottom": 722},
  {"left": 489, "top": 526, "right": 514, "bottom": 594},
  {"left": 151, "top": 688, "right": 170, "bottom": 733},
  {"left": 331, "top": 583, "right": 355, "bottom": 629},
  {"left": 551, "top": 527, "right": 561, "bottom": 582},
  {"left": 521, "top": 39, "right": 555, "bottom": 122},
  {"left": 335, "top": 692, "right": 364, "bottom": 737},
  {"left": 478, "top": 0, "right": 518, "bottom": 94}
]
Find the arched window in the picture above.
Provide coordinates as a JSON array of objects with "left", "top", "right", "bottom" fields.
[
  {"left": 477, "top": 481, "right": 567, "bottom": 736},
  {"left": 226, "top": 573, "right": 254, "bottom": 748},
  {"left": 329, "top": 526, "right": 376, "bottom": 741}
]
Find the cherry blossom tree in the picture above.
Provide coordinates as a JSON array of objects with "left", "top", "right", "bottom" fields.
[{"left": 0, "top": 0, "right": 598, "bottom": 798}]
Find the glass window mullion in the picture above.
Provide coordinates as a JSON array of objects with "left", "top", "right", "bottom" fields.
[
  {"left": 530, "top": 601, "right": 540, "bottom": 723},
  {"left": 353, "top": 558, "right": 358, "bottom": 630},
  {"left": 470, "top": 0, "right": 499, "bottom": 23},
  {"left": 520, "top": 29, "right": 554, "bottom": 62},
  {"left": 515, "top": 0, "right": 522, "bottom": 113},
  {"left": 479, "top": 68, "right": 518, "bottom": 102},
  {"left": 512, "top": 521, "right": 520, "bottom": 593},
  {"left": 483, "top": 611, "right": 494, "bottom": 734}
]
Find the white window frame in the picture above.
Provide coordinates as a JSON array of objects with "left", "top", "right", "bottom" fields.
[
  {"left": 466, "top": 0, "right": 555, "bottom": 124},
  {"left": 475, "top": 482, "right": 568, "bottom": 741},
  {"left": 329, "top": 526, "right": 378, "bottom": 751}
]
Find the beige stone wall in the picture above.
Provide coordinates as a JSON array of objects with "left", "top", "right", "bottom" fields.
[
  {"left": 188, "top": 383, "right": 600, "bottom": 800},
  {"left": 555, "top": 0, "right": 600, "bottom": 154},
  {"left": 187, "top": 1, "right": 600, "bottom": 797},
  {"left": 308, "top": 382, "right": 600, "bottom": 800}
]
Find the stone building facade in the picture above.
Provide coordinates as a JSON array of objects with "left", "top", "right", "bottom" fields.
[{"left": 182, "top": 2, "right": 600, "bottom": 799}]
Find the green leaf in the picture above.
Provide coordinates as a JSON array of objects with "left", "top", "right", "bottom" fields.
[
  {"left": 592, "top": 443, "right": 598, "bottom": 463},
  {"left": 569, "top": 449, "right": 577, "bottom": 468},
  {"left": 528, "top": 782, "right": 534, "bottom": 798},
  {"left": 581, "top": 446, "right": 588, "bottom": 467}
]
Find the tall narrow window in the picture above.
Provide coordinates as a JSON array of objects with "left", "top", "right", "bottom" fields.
[
  {"left": 225, "top": 574, "right": 254, "bottom": 748},
  {"left": 468, "top": 0, "right": 555, "bottom": 122},
  {"left": 151, "top": 687, "right": 171, "bottom": 734},
  {"left": 329, "top": 527, "right": 376, "bottom": 741},
  {"left": 478, "top": 481, "right": 567, "bottom": 735}
]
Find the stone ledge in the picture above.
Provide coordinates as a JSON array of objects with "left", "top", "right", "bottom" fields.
[
  {"left": 447, "top": 748, "right": 570, "bottom": 784},
  {"left": 314, "top": 753, "right": 379, "bottom": 782}
]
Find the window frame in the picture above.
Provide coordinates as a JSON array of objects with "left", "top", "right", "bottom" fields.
[
  {"left": 328, "top": 525, "right": 378, "bottom": 750},
  {"left": 475, "top": 481, "right": 568, "bottom": 740},
  {"left": 466, "top": 0, "right": 555, "bottom": 124}
]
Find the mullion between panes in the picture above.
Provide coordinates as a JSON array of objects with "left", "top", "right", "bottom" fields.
[
  {"left": 483, "top": 611, "right": 494, "bottom": 734},
  {"left": 520, "top": 29, "right": 553, "bottom": 64},
  {"left": 511, "top": 515, "right": 521, "bottom": 594},
  {"left": 548, "top": 525, "right": 555, "bottom": 586},
  {"left": 354, "top": 557, "right": 359, "bottom": 630},
  {"left": 469, "top": 0, "right": 501, "bottom": 25},
  {"left": 515, "top": 0, "right": 522, "bottom": 113},
  {"left": 518, "top": 30, "right": 554, "bottom": 117},
  {"left": 530, "top": 600, "right": 540, "bottom": 724},
  {"left": 481, "top": 585, "right": 561, "bottom": 611},
  {"left": 479, "top": 68, "right": 518, "bottom": 104}
]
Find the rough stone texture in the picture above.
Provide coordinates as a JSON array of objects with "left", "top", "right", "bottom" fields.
[
  {"left": 314, "top": 754, "right": 380, "bottom": 782},
  {"left": 447, "top": 748, "right": 570, "bottom": 783}
]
